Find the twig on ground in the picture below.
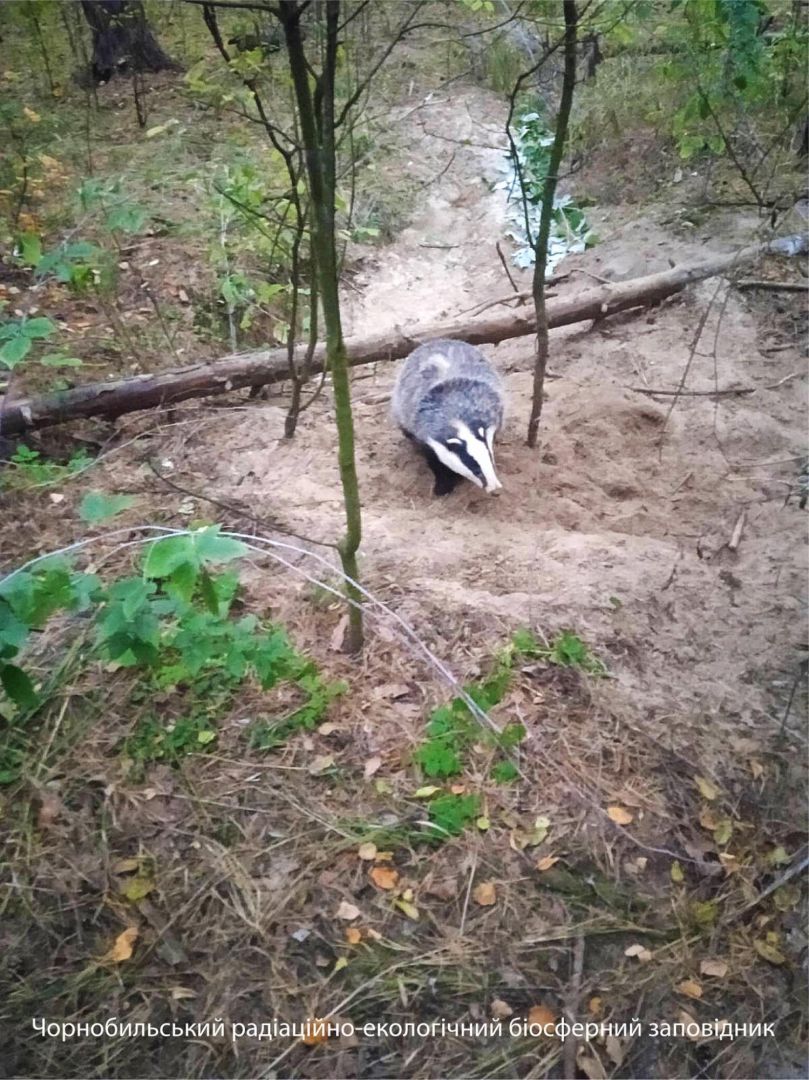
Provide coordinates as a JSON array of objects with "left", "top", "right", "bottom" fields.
[
  {"left": 727, "top": 844, "right": 809, "bottom": 923},
  {"left": 563, "top": 933, "right": 586, "bottom": 1079},
  {"left": 496, "top": 241, "right": 521, "bottom": 295},
  {"left": 727, "top": 509, "right": 746, "bottom": 552},
  {"left": 737, "top": 279, "right": 809, "bottom": 293}
]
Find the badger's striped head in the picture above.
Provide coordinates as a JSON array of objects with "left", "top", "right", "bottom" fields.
[{"left": 427, "top": 420, "right": 502, "bottom": 494}]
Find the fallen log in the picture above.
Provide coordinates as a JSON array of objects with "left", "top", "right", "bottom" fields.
[{"left": 2, "top": 234, "right": 805, "bottom": 436}]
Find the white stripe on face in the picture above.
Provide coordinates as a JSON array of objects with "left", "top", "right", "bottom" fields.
[
  {"left": 427, "top": 437, "right": 482, "bottom": 488},
  {"left": 454, "top": 421, "right": 502, "bottom": 493}
]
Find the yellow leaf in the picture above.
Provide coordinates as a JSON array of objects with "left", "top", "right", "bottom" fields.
[
  {"left": 357, "top": 842, "right": 377, "bottom": 861},
  {"left": 753, "top": 938, "right": 786, "bottom": 965},
  {"left": 699, "top": 958, "right": 728, "bottom": 978},
  {"left": 670, "top": 861, "right": 684, "bottom": 883},
  {"left": 336, "top": 901, "right": 361, "bottom": 921},
  {"left": 713, "top": 818, "right": 733, "bottom": 846},
  {"left": 607, "top": 805, "right": 633, "bottom": 825},
  {"left": 476, "top": 816, "right": 490, "bottom": 831},
  {"left": 333, "top": 956, "right": 348, "bottom": 972},
  {"left": 527, "top": 1004, "right": 557, "bottom": 1033},
  {"left": 473, "top": 881, "right": 497, "bottom": 907},
  {"left": 677, "top": 978, "right": 703, "bottom": 999},
  {"left": 587, "top": 996, "right": 603, "bottom": 1017},
  {"left": 748, "top": 759, "right": 764, "bottom": 780},
  {"left": 695, "top": 775, "right": 719, "bottom": 801},
  {"left": 394, "top": 898, "right": 419, "bottom": 920},
  {"left": 529, "top": 815, "right": 551, "bottom": 845},
  {"left": 414, "top": 785, "right": 441, "bottom": 798},
  {"left": 301, "top": 1018, "right": 330, "bottom": 1046},
  {"left": 23, "top": 106, "right": 41, "bottom": 123},
  {"left": 120, "top": 876, "right": 154, "bottom": 902},
  {"left": 104, "top": 926, "right": 138, "bottom": 964},
  {"left": 345, "top": 927, "right": 362, "bottom": 945},
  {"left": 370, "top": 866, "right": 399, "bottom": 891},
  {"left": 536, "top": 855, "right": 559, "bottom": 872}
]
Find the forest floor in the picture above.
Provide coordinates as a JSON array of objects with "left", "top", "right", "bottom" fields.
[{"left": 2, "top": 53, "right": 808, "bottom": 1080}]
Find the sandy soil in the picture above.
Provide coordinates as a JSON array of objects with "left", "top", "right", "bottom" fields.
[{"left": 147, "top": 84, "right": 807, "bottom": 758}]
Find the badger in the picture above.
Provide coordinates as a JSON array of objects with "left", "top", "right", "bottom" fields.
[{"left": 391, "top": 338, "right": 505, "bottom": 496}]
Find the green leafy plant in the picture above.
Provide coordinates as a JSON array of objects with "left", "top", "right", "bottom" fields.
[
  {"left": 0, "top": 314, "right": 57, "bottom": 369},
  {"left": 500, "top": 109, "right": 596, "bottom": 270},
  {"left": 0, "top": 527, "right": 346, "bottom": 783},
  {"left": 1, "top": 445, "right": 93, "bottom": 490}
]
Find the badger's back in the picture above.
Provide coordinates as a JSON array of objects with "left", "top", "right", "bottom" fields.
[{"left": 391, "top": 339, "right": 503, "bottom": 434}]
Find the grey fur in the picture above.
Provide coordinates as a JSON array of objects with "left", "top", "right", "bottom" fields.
[{"left": 391, "top": 339, "right": 505, "bottom": 493}]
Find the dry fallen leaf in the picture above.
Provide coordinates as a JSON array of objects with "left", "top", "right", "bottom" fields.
[
  {"left": 394, "top": 898, "right": 419, "bottom": 920},
  {"left": 329, "top": 615, "right": 348, "bottom": 652},
  {"left": 450, "top": 783, "right": 467, "bottom": 795},
  {"left": 365, "top": 927, "right": 382, "bottom": 941},
  {"left": 345, "top": 927, "right": 362, "bottom": 945},
  {"left": 695, "top": 775, "right": 719, "bottom": 801},
  {"left": 536, "top": 854, "right": 560, "bottom": 871},
  {"left": 713, "top": 818, "right": 733, "bottom": 845},
  {"left": 170, "top": 986, "right": 196, "bottom": 1000},
  {"left": 753, "top": 937, "right": 786, "bottom": 965},
  {"left": 370, "top": 866, "right": 399, "bottom": 891},
  {"left": 36, "top": 790, "right": 63, "bottom": 829},
  {"left": 308, "top": 754, "right": 334, "bottom": 776},
  {"left": 301, "top": 1019, "right": 330, "bottom": 1046},
  {"left": 605, "top": 1034, "right": 624, "bottom": 1066},
  {"left": 104, "top": 926, "right": 139, "bottom": 964},
  {"left": 587, "top": 996, "right": 603, "bottom": 1017},
  {"left": 112, "top": 857, "right": 141, "bottom": 874},
  {"left": 700, "top": 958, "right": 728, "bottom": 978},
  {"left": 624, "top": 943, "right": 653, "bottom": 962},
  {"left": 490, "top": 998, "right": 513, "bottom": 1019},
  {"left": 335, "top": 901, "right": 361, "bottom": 921},
  {"left": 120, "top": 876, "right": 155, "bottom": 903},
  {"left": 607, "top": 805, "right": 634, "bottom": 826},
  {"left": 677, "top": 978, "right": 703, "bottom": 999},
  {"left": 473, "top": 881, "right": 497, "bottom": 907},
  {"left": 748, "top": 758, "right": 764, "bottom": 780},
  {"left": 363, "top": 756, "right": 382, "bottom": 779},
  {"left": 698, "top": 806, "right": 720, "bottom": 831},
  {"left": 527, "top": 1004, "right": 557, "bottom": 1033},
  {"left": 678, "top": 1011, "right": 700, "bottom": 1040},
  {"left": 577, "top": 1049, "right": 608, "bottom": 1080},
  {"left": 357, "top": 842, "right": 377, "bottom": 861}
]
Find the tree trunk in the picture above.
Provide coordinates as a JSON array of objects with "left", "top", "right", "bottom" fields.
[
  {"left": 80, "top": 0, "right": 180, "bottom": 84},
  {"left": 1, "top": 235, "right": 804, "bottom": 438},
  {"left": 281, "top": 0, "right": 364, "bottom": 652},
  {"left": 527, "top": 0, "right": 577, "bottom": 449}
]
